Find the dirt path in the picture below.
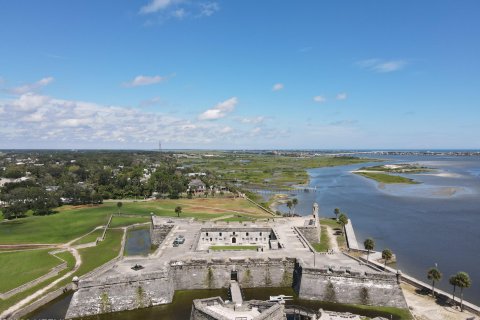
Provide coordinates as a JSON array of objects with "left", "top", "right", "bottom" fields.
[
  {"left": 401, "top": 283, "right": 476, "bottom": 320},
  {"left": 1, "top": 247, "right": 81, "bottom": 319},
  {"left": 325, "top": 225, "right": 339, "bottom": 252}
]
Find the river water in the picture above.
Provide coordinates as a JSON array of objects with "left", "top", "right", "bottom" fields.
[{"left": 278, "top": 154, "right": 480, "bottom": 304}]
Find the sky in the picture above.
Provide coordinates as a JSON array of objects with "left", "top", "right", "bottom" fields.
[{"left": 0, "top": 0, "right": 479, "bottom": 150}]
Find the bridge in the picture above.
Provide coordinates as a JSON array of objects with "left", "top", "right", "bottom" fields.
[{"left": 229, "top": 280, "right": 243, "bottom": 305}]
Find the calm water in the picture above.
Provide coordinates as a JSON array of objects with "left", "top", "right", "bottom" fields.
[
  {"left": 279, "top": 154, "right": 480, "bottom": 304},
  {"left": 124, "top": 228, "right": 151, "bottom": 256},
  {"left": 30, "top": 287, "right": 405, "bottom": 320}
]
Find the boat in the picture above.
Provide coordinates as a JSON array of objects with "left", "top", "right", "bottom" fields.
[{"left": 268, "top": 295, "right": 293, "bottom": 303}]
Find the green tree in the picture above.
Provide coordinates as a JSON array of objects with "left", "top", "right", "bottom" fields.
[
  {"left": 427, "top": 267, "right": 442, "bottom": 297},
  {"left": 175, "top": 206, "right": 182, "bottom": 217},
  {"left": 363, "top": 238, "right": 375, "bottom": 263},
  {"left": 334, "top": 208, "right": 340, "bottom": 221},
  {"left": 338, "top": 213, "right": 348, "bottom": 233},
  {"left": 455, "top": 272, "right": 471, "bottom": 311},
  {"left": 286, "top": 200, "right": 293, "bottom": 214},
  {"left": 292, "top": 198, "right": 298, "bottom": 214},
  {"left": 382, "top": 249, "right": 393, "bottom": 267},
  {"left": 449, "top": 275, "right": 458, "bottom": 303},
  {"left": 117, "top": 201, "right": 122, "bottom": 214}
]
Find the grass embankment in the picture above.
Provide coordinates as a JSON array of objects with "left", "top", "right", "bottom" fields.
[
  {"left": 74, "top": 229, "right": 123, "bottom": 277},
  {"left": 356, "top": 172, "right": 418, "bottom": 184},
  {"left": 0, "top": 249, "right": 64, "bottom": 293},
  {"left": 0, "top": 250, "right": 75, "bottom": 314},
  {"left": 72, "top": 229, "right": 104, "bottom": 245},
  {"left": 0, "top": 198, "right": 269, "bottom": 245},
  {"left": 109, "top": 216, "right": 151, "bottom": 228},
  {"left": 178, "top": 154, "right": 374, "bottom": 189},
  {"left": 312, "top": 226, "right": 330, "bottom": 252},
  {"left": 210, "top": 246, "right": 258, "bottom": 251}
]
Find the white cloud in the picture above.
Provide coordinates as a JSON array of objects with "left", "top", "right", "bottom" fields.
[
  {"left": 313, "top": 95, "right": 326, "bottom": 103},
  {"left": 0, "top": 93, "right": 242, "bottom": 146},
  {"left": 199, "top": 2, "right": 219, "bottom": 17},
  {"left": 220, "top": 126, "right": 233, "bottom": 134},
  {"left": 123, "top": 75, "right": 166, "bottom": 87},
  {"left": 10, "top": 77, "right": 54, "bottom": 94},
  {"left": 172, "top": 8, "right": 186, "bottom": 19},
  {"left": 272, "top": 83, "right": 284, "bottom": 91},
  {"left": 140, "top": 0, "right": 177, "bottom": 14},
  {"left": 336, "top": 92, "right": 347, "bottom": 100},
  {"left": 139, "top": 0, "right": 218, "bottom": 19},
  {"left": 250, "top": 127, "right": 262, "bottom": 136},
  {"left": 239, "top": 116, "right": 265, "bottom": 124},
  {"left": 357, "top": 59, "right": 407, "bottom": 73},
  {"left": 198, "top": 97, "right": 238, "bottom": 120}
]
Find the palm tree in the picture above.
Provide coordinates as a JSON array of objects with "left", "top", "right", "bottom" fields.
[
  {"left": 292, "top": 198, "right": 298, "bottom": 215},
  {"left": 175, "top": 206, "right": 182, "bottom": 217},
  {"left": 334, "top": 208, "right": 340, "bottom": 221},
  {"left": 338, "top": 213, "right": 348, "bottom": 234},
  {"left": 455, "top": 272, "right": 471, "bottom": 311},
  {"left": 116, "top": 201, "right": 122, "bottom": 214},
  {"left": 286, "top": 200, "right": 293, "bottom": 214},
  {"left": 363, "top": 238, "right": 375, "bottom": 264},
  {"left": 382, "top": 249, "right": 393, "bottom": 267},
  {"left": 449, "top": 275, "right": 458, "bottom": 303},
  {"left": 427, "top": 267, "right": 442, "bottom": 297}
]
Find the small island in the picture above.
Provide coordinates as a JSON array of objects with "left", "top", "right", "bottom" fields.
[{"left": 353, "top": 163, "right": 432, "bottom": 184}]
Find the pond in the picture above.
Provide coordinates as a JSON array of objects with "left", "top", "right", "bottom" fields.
[{"left": 124, "top": 227, "right": 151, "bottom": 256}]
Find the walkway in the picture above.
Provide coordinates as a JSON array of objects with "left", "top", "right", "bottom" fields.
[
  {"left": 230, "top": 281, "right": 243, "bottom": 305},
  {"left": 344, "top": 219, "right": 359, "bottom": 249}
]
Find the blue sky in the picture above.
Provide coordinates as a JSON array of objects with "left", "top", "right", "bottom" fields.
[{"left": 1, "top": 0, "right": 479, "bottom": 149}]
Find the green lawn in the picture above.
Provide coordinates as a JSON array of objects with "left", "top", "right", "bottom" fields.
[
  {"left": 355, "top": 172, "right": 418, "bottom": 184},
  {"left": 0, "top": 198, "right": 268, "bottom": 245},
  {"left": 0, "top": 249, "right": 63, "bottom": 293},
  {"left": 0, "top": 251, "right": 76, "bottom": 313},
  {"left": 319, "top": 219, "right": 347, "bottom": 249},
  {"left": 74, "top": 229, "right": 124, "bottom": 277},
  {"left": 312, "top": 226, "right": 330, "bottom": 252},
  {"left": 72, "top": 229, "right": 104, "bottom": 245},
  {"left": 0, "top": 205, "right": 112, "bottom": 244},
  {"left": 109, "top": 216, "right": 151, "bottom": 228},
  {"left": 210, "top": 245, "right": 258, "bottom": 251}
]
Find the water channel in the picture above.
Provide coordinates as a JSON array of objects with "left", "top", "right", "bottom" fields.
[{"left": 277, "top": 154, "right": 480, "bottom": 303}]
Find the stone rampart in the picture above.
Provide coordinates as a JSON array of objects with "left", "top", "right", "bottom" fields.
[
  {"left": 171, "top": 257, "right": 296, "bottom": 290},
  {"left": 150, "top": 221, "right": 174, "bottom": 246},
  {"left": 297, "top": 265, "right": 407, "bottom": 309},
  {"left": 66, "top": 270, "right": 174, "bottom": 319}
]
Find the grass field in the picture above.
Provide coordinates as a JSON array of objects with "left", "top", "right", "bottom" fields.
[
  {"left": 356, "top": 172, "right": 418, "bottom": 184},
  {"left": 320, "top": 218, "right": 347, "bottom": 249},
  {"left": 72, "top": 229, "right": 104, "bottom": 245},
  {"left": 0, "top": 250, "right": 75, "bottom": 314},
  {"left": 109, "top": 216, "right": 151, "bottom": 228},
  {"left": 210, "top": 245, "right": 258, "bottom": 251},
  {"left": 73, "top": 229, "right": 124, "bottom": 277},
  {"left": 0, "top": 249, "right": 63, "bottom": 293},
  {"left": 0, "top": 198, "right": 269, "bottom": 245}
]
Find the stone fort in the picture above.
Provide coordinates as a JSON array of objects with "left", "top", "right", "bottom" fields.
[{"left": 66, "top": 203, "right": 407, "bottom": 319}]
